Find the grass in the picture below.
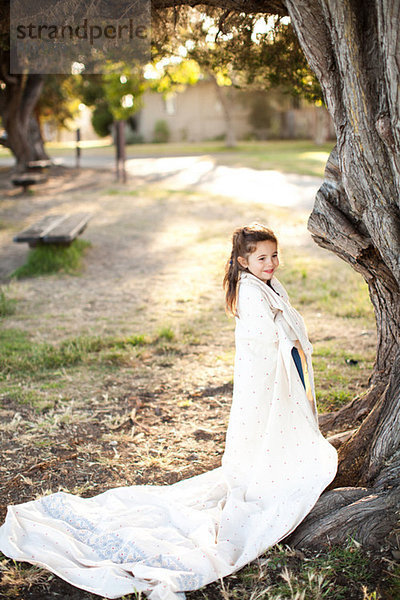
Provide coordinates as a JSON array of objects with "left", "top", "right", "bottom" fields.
[
  {"left": 311, "top": 342, "right": 375, "bottom": 412},
  {"left": 0, "top": 329, "right": 103, "bottom": 376},
  {"left": 11, "top": 239, "right": 91, "bottom": 279},
  {"left": 227, "top": 540, "right": 388, "bottom": 600},
  {"left": 0, "top": 287, "right": 17, "bottom": 317},
  {"left": 280, "top": 253, "right": 374, "bottom": 320},
  {"left": 1, "top": 541, "right": 389, "bottom": 600},
  {"left": 277, "top": 252, "right": 375, "bottom": 412},
  {"left": 156, "top": 326, "right": 175, "bottom": 342},
  {"left": 0, "top": 558, "right": 52, "bottom": 592},
  {"left": 0, "top": 327, "right": 179, "bottom": 380},
  {"left": 213, "top": 140, "right": 333, "bottom": 177}
]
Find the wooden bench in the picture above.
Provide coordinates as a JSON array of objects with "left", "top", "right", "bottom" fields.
[
  {"left": 11, "top": 173, "right": 48, "bottom": 193},
  {"left": 27, "top": 159, "right": 52, "bottom": 172},
  {"left": 13, "top": 212, "right": 92, "bottom": 247}
]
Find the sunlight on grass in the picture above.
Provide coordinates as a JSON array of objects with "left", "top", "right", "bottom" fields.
[
  {"left": 0, "top": 327, "right": 186, "bottom": 380},
  {"left": 0, "top": 557, "right": 51, "bottom": 590},
  {"left": 280, "top": 253, "right": 374, "bottom": 320},
  {"left": 46, "top": 138, "right": 112, "bottom": 149},
  {"left": 299, "top": 150, "right": 330, "bottom": 162},
  {"left": 312, "top": 343, "right": 375, "bottom": 412},
  {"left": 221, "top": 540, "right": 383, "bottom": 600},
  {"left": 156, "top": 326, "right": 175, "bottom": 342}
]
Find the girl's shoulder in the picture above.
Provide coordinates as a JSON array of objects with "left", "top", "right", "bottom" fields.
[
  {"left": 268, "top": 277, "right": 290, "bottom": 303},
  {"left": 239, "top": 272, "right": 286, "bottom": 294},
  {"left": 238, "top": 272, "right": 291, "bottom": 306},
  {"left": 238, "top": 272, "right": 267, "bottom": 296},
  {"left": 238, "top": 273, "right": 276, "bottom": 311}
]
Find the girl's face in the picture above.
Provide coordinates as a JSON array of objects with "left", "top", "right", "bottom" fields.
[{"left": 238, "top": 240, "right": 279, "bottom": 282}]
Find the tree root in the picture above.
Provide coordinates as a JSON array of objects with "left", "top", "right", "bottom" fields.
[{"left": 287, "top": 483, "right": 400, "bottom": 550}]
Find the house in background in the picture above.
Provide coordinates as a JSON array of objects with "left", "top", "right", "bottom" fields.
[
  {"left": 130, "top": 79, "right": 335, "bottom": 144},
  {"left": 54, "top": 78, "right": 335, "bottom": 145}
]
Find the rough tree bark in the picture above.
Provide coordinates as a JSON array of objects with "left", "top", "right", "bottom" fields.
[
  {"left": 274, "top": 0, "right": 400, "bottom": 551},
  {"left": 0, "top": 52, "right": 49, "bottom": 170},
  {"left": 154, "top": 0, "right": 400, "bottom": 551}
]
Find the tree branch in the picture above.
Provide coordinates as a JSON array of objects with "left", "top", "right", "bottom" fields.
[{"left": 152, "top": 0, "right": 287, "bottom": 15}]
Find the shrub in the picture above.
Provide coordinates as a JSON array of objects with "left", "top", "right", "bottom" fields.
[
  {"left": 92, "top": 102, "right": 113, "bottom": 137},
  {"left": 153, "top": 119, "right": 170, "bottom": 143}
]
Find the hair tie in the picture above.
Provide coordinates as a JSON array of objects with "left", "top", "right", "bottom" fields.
[{"left": 229, "top": 259, "right": 233, "bottom": 265}]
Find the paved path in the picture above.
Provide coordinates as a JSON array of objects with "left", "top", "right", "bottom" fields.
[
  {"left": 0, "top": 152, "right": 322, "bottom": 210},
  {"left": 124, "top": 155, "right": 321, "bottom": 210}
]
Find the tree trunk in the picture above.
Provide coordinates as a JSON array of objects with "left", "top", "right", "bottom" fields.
[
  {"left": 0, "top": 53, "right": 49, "bottom": 170},
  {"left": 282, "top": 0, "right": 400, "bottom": 548},
  {"left": 209, "top": 72, "right": 237, "bottom": 147}
]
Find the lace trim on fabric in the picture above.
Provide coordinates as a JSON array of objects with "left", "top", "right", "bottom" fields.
[{"left": 40, "top": 493, "right": 206, "bottom": 590}]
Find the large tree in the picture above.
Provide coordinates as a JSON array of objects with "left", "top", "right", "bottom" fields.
[
  {"left": 0, "top": 59, "right": 49, "bottom": 169},
  {"left": 152, "top": 0, "right": 400, "bottom": 551}
]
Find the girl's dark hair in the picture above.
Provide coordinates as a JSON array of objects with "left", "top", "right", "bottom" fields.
[{"left": 223, "top": 223, "right": 278, "bottom": 316}]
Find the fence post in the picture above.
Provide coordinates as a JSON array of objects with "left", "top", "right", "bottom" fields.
[
  {"left": 76, "top": 128, "right": 81, "bottom": 169},
  {"left": 115, "top": 121, "right": 126, "bottom": 183}
]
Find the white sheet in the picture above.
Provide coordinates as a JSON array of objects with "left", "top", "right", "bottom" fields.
[{"left": 0, "top": 273, "right": 337, "bottom": 599}]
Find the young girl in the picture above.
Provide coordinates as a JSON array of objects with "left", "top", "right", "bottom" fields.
[
  {"left": 0, "top": 224, "right": 337, "bottom": 600},
  {"left": 221, "top": 223, "right": 333, "bottom": 486}
]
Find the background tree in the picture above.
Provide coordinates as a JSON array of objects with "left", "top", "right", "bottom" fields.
[
  {"left": 73, "top": 76, "right": 111, "bottom": 138},
  {"left": 153, "top": 9, "right": 325, "bottom": 146},
  {"left": 152, "top": 0, "right": 400, "bottom": 552},
  {"left": 0, "top": 71, "right": 49, "bottom": 168},
  {"left": 75, "top": 69, "right": 146, "bottom": 138},
  {"left": 177, "top": 14, "right": 243, "bottom": 147},
  {"left": 0, "top": 0, "right": 49, "bottom": 168},
  {"left": 0, "top": 0, "right": 147, "bottom": 164},
  {"left": 37, "top": 75, "right": 79, "bottom": 136}
]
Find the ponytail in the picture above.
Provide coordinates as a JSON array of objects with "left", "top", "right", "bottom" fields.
[{"left": 223, "top": 224, "right": 278, "bottom": 316}]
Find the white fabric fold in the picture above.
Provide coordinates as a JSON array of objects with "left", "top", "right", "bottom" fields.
[{"left": 0, "top": 274, "right": 337, "bottom": 599}]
